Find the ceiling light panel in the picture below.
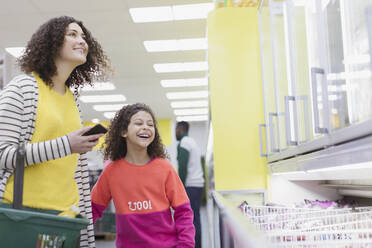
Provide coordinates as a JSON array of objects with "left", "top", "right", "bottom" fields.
[
  {"left": 129, "top": 3, "right": 214, "bottom": 23},
  {"left": 179, "top": 38, "right": 208, "bottom": 50},
  {"left": 129, "top": 7, "right": 172, "bottom": 23},
  {"left": 154, "top": 62, "right": 208, "bottom": 73},
  {"left": 81, "top": 82, "right": 116, "bottom": 91},
  {"left": 144, "top": 38, "right": 207, "bottom": 52},
  {"left": 166, "top": 91, "right": 209, "bottom": 100},
  {"left": 93, "top": 104, "right": 126, "bottom": 112},
  {"left": 176, "top": 115, "right": 208, "bottom": 122},
  {"left": 173, "top": 3, "right": 214, "bottom": 20},
  {"left": 161, "top": 78, "right": 208, "bottom": 88},
  {"left": 171, "top": 100, "right": 208, "bottom": 108},
  {"left": 79, "top": 94, "right": 126, "bottom": 103},
  {"left": 174, "top": 108, "right": 208, "bottom": 116},
  {"left": 103, "top": 112, "right": 116, "bottom": 119}
]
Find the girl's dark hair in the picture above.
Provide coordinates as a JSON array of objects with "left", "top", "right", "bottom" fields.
[
  {"left": 19, "top": 16, "right": 111, "bottom": 88},
  {"left": 104, "top": 103, "right": 168, "bottom": 161}
]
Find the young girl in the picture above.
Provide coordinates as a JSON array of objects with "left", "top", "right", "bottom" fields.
[
  {"left": 91, "top": 103, "right": 195, "bottom": 248},
  {"left": 0, "top": 16, "right": 111, "bottom": 247}
]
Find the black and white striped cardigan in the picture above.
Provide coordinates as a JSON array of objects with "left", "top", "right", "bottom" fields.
[{"left": 0, "top": 74, "right": 95, "bottom": 247}]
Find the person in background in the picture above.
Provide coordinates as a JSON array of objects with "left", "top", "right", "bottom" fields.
[
  {"left": 176, "top": 121, "right": 205, "bottom": 248},
  {"left": 91, "top": 103, "right": 195, "bottom": 248},
  {"left": 0, "top": 16, "right": 111, "bottom": 247}
]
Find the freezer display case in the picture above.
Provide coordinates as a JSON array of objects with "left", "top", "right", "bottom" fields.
[
  {"left": 210, "top": 0, "right": 372, "bottom": 247},
  {"left": 259, "top": 0, "right": 372, "bottom": 163}
]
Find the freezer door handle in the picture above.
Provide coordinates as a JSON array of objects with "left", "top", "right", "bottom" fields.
[
  {"left": 311, "top": 67, "right": 329, "bottom": 134},
  {"left": 284, "top": 95, "right": 310, "bottom": 146},
  {"left": 258, "top": 123, "right": 268, "bottom": 157},
  {"left": 269, "top": 112, "right": 283, "bottom": 153},
  {"left": 284, "top": 96, "right": 298, "bottom": 146}
]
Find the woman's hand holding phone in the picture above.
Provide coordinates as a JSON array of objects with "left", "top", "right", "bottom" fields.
[{"left": 68, "top": 125, "right": 107, "bottom": 154}]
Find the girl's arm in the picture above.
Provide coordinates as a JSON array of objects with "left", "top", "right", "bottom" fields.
[
  {"left": 166, "top": 168, "right": 195, "bottom": 248},
  {"left": 173, "top": 203, "right": 195, "bottom": 248},
  {"left": 91, "top": 168, "right": 112, "bottom": 223}
]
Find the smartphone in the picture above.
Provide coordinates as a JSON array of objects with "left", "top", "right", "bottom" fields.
[{"left": 82, "top": 124, "right": 108, "bottom": 136}]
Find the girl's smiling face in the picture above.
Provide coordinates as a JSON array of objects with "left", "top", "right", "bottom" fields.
[{"left": 122, "top": 110, "right": 155, "bottom": 149}]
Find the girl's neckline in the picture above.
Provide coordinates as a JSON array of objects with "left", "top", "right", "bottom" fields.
[{"left": 123, "top": 157, "right": 155, "bottom": 167}]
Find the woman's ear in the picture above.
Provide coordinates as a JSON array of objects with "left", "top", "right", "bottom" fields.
[{"left": 121, "top": 131, "right": 127, "bottom": 138}]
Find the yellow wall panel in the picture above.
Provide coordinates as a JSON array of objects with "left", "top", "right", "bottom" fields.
[
  {"left": 207, "top": 8, "right": 267, "bottom": 190},
  {"left": 157, "top": 119, "right": 172, "bottom": 146}
]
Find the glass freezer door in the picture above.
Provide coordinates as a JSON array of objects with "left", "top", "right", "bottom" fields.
[
  {"left": 268, "top": 0, "right": 290, "bottom": 152},
  {"left": 339, "top": 0, "right": 372, "bottom": 126},
  {"left": 282, "top": 0, "right": 313, "bottom": 145},
  {"left": 306, "top": 0, "right": 372, "bottom": 134}
]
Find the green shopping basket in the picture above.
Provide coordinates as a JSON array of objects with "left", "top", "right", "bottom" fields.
[{"left": 0, "top": 145, "right": 89, "bottom": 248}]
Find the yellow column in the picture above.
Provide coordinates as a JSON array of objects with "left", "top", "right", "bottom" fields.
[{"left": 207, "top": 8, "right": 267, "bottom": 190}]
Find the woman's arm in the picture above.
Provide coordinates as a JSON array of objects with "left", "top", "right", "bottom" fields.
[{"left": 0, "top": 82, "right": 101, "bottom": 170}]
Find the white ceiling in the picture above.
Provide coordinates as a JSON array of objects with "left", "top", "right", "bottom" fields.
[{"left": 0, "top": 0, "right": 210, "bottom": 122}]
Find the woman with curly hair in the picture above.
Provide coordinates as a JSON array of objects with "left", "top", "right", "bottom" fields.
[
  {"left": 91, "top": 103, "right": 195, "bottom": 248},
  {"left": 0, "top": 16, "right": 111, "bottom": 247}
]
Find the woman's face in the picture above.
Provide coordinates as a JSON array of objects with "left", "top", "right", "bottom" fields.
[
  {"left": 57, "top": 22, "right": 88, "bottom": 67},
  {"left": 122, "top": 111, "right": 155, "bottom": 150}
]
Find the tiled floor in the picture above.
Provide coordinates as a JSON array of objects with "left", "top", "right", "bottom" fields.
[{"left": 96, "top": 206, "right": 210, "bottom": 248}]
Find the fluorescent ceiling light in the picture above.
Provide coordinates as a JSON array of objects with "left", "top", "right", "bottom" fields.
[
  {"left": 79, "top": 94, "right": 126, "bottom": 103},
  {"left": 91, "top": 118, "right": 100, "bottom": 124},
  {"left": 166, "top": 91, "right": 209, "bottom": 100},
  {"left": 174, "top": 108, "right": 208, "bottom": 116},
  {"left": 129, "top": 7, "right": 172, "bottom": 23},
  {"left": 103, "top": 112, "right": 116, "bottom": 119},
  {"left": 5, "top": 47, "right": 25, "bottom": 58},
  {"left": 129, "top": 3, "right": 214, "bottom": 23},
  {"left": 82, "top": 82, "right": 116, "bottom": 91},
  {"left": 176, "top": 115, "right": 208, "bottom": 122},
  {"left": 171, "top": 100, "right": 208, "bottom": 108},
  {"left": 173, "top": 3, "right": 214, "bottom": 20},
  {"left": 154, "top": 61, "right": 208, "bottom": 73},
  {"left": 144, "top": 38, "right": 207, "bottom": 52},
  {"left": 93, "top": 104, "right": 126, "bottom": 112},
  {"left": 161, "top": 78, "right": 208, "bottom": 88}
]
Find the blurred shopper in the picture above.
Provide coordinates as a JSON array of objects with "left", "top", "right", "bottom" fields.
[
  {"left": 176, "top": 121, "right": 205, "bottom": 248},
  {"left": 0, "top": 16, "right": 111, "bottom": 247},
  {"left": 91, "top": 103, "right": 195, "bottom": 248}
]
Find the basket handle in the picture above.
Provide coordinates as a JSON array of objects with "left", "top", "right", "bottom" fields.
[{"left": 13, "top": 144, "right": 25, "bottom": 209}]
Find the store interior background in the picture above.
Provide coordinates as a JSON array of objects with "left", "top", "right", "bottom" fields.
[
  {"left": 0, "top": 0, "right": 214, "bottom": 247},
  {"left": 0, "top": 0, "right": 212, "bottom": 167},
  {"left": 3, "top": 0, "right": 372, "bottom": 247}
]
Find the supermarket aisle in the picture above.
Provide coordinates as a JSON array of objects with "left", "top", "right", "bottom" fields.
[{"left": 96, "top": 206, "right": 210, "bottom": 248}]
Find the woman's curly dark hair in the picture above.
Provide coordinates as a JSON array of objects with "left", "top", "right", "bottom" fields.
[
  {"left": 104, "top": 103, "right": 168, "bottom": 161},
  {"left": 19, "top": 16, "right": 111, "bottom": 88}
]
